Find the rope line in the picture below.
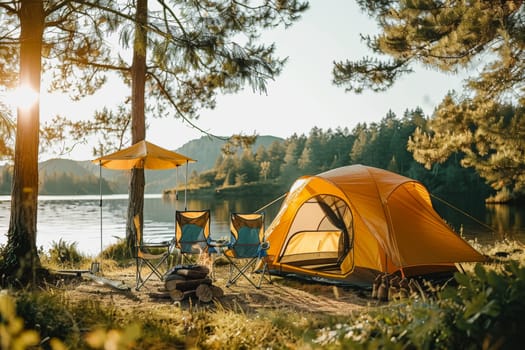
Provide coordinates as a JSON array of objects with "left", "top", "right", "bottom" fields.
[
  {"left": 256, "top": 192, "right": 287, "bottom": 214},
  {"left": 430, "top": 193, "right": 495, "bottom": 232}
]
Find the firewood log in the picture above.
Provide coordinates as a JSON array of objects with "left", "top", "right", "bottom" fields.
[
  {"left": 169, "top": 289, "right": 194, "bottom": 301},
  {"left": 164, "top": 273, "right": 185, "bottom": 282},
  {"left": 210, "top": 285, "right": 224, "bottom": 298},
  {"left": 176, "top": 267, "right": 209, "bottom": 279},
  {"left": 196, "top": 284, "right": 213, "bottom": 303},
  {"left": 377, "top": 274, "right": 389, "bottom": 301},
  {"left": 166, "top": 264, "right": 210, "bottom": 279},
  {"left": 148, "top": 292, "right": 171, "bottom": 300},
  {"left": 165, "top": 277, "right": 212, "bottom": 292}
]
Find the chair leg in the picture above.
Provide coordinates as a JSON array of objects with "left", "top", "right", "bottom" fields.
[
  {"left": 136, "top": 260, "right": 156, "bottom": 291},
  {"left": 255, "top": 259, "right": 271, "bottom": 288},
  {"left": 136, "top": 257, "right": 141, "bottom": 290},
  {"left": 226, "top": 257, "right": 261, "bottom": 289},
  {"left": 208, "top": 252, "right": 217, "bottom": 281},
  {"left": 135, "top": 254, "right": 169, "bottom": 291},
  {"left": 136, "top": 258, "right": 154, "bottom": 291}
]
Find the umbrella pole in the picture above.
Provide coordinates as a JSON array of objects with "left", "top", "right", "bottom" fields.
[
  {"left": 174, "top": 166, "right": 178, "bottom": 232},
  {"left": 99, "top": 161, "right": 103, "bottom": 256},
  {"left": 185, "top": 160, "right": 188, "bottom": 210}
]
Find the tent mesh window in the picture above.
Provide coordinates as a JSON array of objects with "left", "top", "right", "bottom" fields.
[{"left": 279, "top": 195, "right": 353, "bottom": 273}]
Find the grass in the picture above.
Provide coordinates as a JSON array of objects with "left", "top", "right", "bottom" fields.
[{"left": 1, "top": 239, "right": 525, "bottom": 349}]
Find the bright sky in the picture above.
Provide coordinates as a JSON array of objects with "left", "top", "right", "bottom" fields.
[{"left": 39, "top": 0, "right": 466, "bottom": 161}]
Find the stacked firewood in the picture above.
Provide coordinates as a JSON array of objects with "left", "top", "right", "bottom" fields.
[
  {"left": 371, "top": 273, "right": 424, "bottom": 302},
  {"left": 163, "top": 264, "right": 224, "bottom": 303}
]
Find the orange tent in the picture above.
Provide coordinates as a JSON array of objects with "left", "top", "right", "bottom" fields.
[{"left": 264, "top": 165, "right": 485, "bottom": 285}]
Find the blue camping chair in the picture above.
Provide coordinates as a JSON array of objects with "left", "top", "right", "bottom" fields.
[
  {"left": 223, "top": 212, "right": 271, "bottom": 289},
  {"left": 175, "top": 210, "right": 212, "bottom": 264}
]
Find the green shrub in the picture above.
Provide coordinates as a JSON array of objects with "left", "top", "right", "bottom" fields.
[
  {"left": 0, "top": 293, "right": 40, "bottom": 349},
  {"left": 439, "top": 261, "right": 525, "bottom": 349},
  {"left": 14, "top": 291, "right": 79, "bottom": 349},
  {"left": 100, "top": 238, "right": 132, "bottom": 263},
  {"left": 2, "top": 291, "right": 139, "bottom": 350},
  {"left": 312, "top": 260, "right": 525, "bottom": 349},
  {"left": 47, "top": 239, "right": 85, "bottom": 268}
]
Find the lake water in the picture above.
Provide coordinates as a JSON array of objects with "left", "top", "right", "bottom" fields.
[
  {"left": 0, "top": 194, "right": 282, "bottom": 257},
  {"left": 0, "top": 194, "right": 524, "bottom": 256}
]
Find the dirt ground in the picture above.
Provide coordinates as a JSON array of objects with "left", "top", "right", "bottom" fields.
[{"left": 58, "top": 263, "right": 373, "bottom": 317}]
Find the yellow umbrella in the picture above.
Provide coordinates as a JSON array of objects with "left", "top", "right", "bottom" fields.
[
  {"left": 93, "top": 140, "right": 195, "bottom": 170},
  {"left": 92, "top": 140, "right": 196, "bottom": 255}
]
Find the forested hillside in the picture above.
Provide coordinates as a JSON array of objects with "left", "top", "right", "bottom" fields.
[
  {"left": 176, "top": 135, "right": 283, "bottom": 173},
  {"left": 0, "top": 112, "right": 500, "bottom": 199},
  {"left": 0, "top": 135, "right": 283, "bottom": 195},
  {"left": 182, "top": 108, "right": 495, "bottom": 201}
]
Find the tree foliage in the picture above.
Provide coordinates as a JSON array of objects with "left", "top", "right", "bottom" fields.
[
  {"left": 335, "top": 0, "right": 523, "bottom": 95},
  {"left": 0, "top": 0, "right": 308, "bottom": 284},
  {"left": 46, "top": 0, "right": 309, "bottom": 156},
  {"left": 0, "top": 1, "right": 124, "bottom": 160},
  {"left": 334, "top": 0, "right": 525, "bottom": 199},
  {"left": 409, "top": 97, "right": 525, "bottom": 197}
]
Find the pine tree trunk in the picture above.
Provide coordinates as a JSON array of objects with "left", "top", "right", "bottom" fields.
[
  {"left": 126, "top": 0, "right": 148, "bottom": 253},
  {"left": 3, "top": 0, "right": 45, "bottom": 286}
]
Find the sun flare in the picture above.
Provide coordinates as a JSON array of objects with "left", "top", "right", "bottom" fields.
[{"left": 7, "top": 85, "right": 39, "bottom": 110}]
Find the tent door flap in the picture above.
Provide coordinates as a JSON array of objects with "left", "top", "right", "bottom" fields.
[{"left": 278, "top": 230, "right": 344, "bottom": 271}]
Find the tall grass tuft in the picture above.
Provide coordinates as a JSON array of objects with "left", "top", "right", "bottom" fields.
[
  {"left": 180, "top": 304, "right": 306, "bottom": 349},
  {"left": 100, "top": 238, "right": 133, "bottom": 264},
  {"left": 45, "top": 239, "right": 86, "bottom": 269}
]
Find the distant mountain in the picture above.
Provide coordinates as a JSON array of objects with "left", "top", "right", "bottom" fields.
[
  {"left": 39, "top": 158, "right": 94, "bottom": 177},
  {"left": 0, "top": 135, "right": 284, "bottom": 194},
  {"left": 144, "top": 135, "right": 283, "bottom": 192}
]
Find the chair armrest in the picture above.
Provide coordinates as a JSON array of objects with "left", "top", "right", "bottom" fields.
[
  {"left": 141, "top": 240, "right": 173, "bottom": 249},
  {"left": 207, "top": 239, "right": 228, "bottom": 247},
  {"left": 257, "top": 241, "right": 270, "bottom": 257}
]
